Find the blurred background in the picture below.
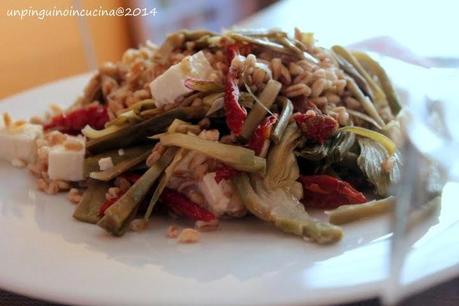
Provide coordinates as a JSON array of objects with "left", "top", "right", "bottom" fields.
[{"left": 1, "top": 0, "right": 458, "bottom": 99}]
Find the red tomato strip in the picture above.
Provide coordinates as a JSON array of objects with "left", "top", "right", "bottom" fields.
[
  {"left": 214, "top": 165, "right": 240, "bottom": 183},
  {"left": 161, "top": 188, "right": 216, "bottom": 222},
  {"left": 98, "top": 193, "right": 123, "bottom": 217},
  {"left": 120, "top": 173, "right": 142, "bottom": 184},
  {"left": 299, "top": 175, "right": 367, "bottom": 209},
  {"left": 44, "top": 104, "right": 109, "bottom": 135},
  {"left": 247, "top": 115, "right": 277, "bottom": 155},
  {"left": 223, "top": 45, "right": 246, "bottom": 135},
  {"left": 293, "top": 102, "right": 338, "bottom": 144}
]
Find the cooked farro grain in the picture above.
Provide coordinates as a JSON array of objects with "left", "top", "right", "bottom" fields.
[
  {"left": 271, "top": 58, "right": 282, "bottom": 80},
  {"left": 220, "top": 134, "right": 236, "bottom": 144},
  {"left": 46, "top": 131, "right": 66, "bottom": 146},
  {"left": 49, "top": 103, "right": 63, "bottom": 115},
  {"left": 177, "top": 228, "right": 200, "bottom": 243},
  {"left": 198, "top": 118, "right": 210, "bottom": 129},
  {"left": 11, "top": 158, "right": 26, "bottom": 168},
  {"left": 166, "top": 225, "right": 180, "bottom": 238},
  {"left": 67, "top": 188, "right": 82, "bottom": 204},
  {"left": 335, "top": 79, "right": 347, "bottom": 94},
  {"left": 345, "top": 96, "right": 361, "bottom": 110},
  {"left": 310, "top": 96, "right": 328, "bottom": 107},
  {"left": 114, "top": 177, "right": 131, "bottom": 193},
  {"left": 36, "top": 178, "right": 48, "bottom": 192},
  {"left": 56, "top": 180, "right": 70, "bottom": 190},
  {"left": 311, "top": 78, "right": 327, "bottom": 97},
  {"left": 29, "top": 116, "right": 44, "bottom": 125},
  {"left": 106, "top": 187, "right": 120, "bottom": 200},
  {"left": 326, "top": 93, "right": 341, "bottom": 104},
  {"left": 333, "top": 106, "right": 350, "bottom": 126},
  {"left": 64, "top": 138, "right": 84, "bottom": 151},
  {"left": 146, "top": 143, "right": 166, "bottom": 167},
  {"left": 195, "top": 219, "right": 219, "bottom": 232},
  {"left": 382, "top": 156, "right": 395, "bottom": 174},
  {"left": 129, "top": 218, "right": 149, "bottom": 232},
  {"left": 252, "top": 67, "right": 267, "bottom": 85},
  {"left": 284, "top": 83, "right": 311, "bottom": 97},
  {"left": 37, "top": 179, "right": 69, "bottom": 194},
  {"left": 3, "top": 113, "right": 12, "bottom": 127}
]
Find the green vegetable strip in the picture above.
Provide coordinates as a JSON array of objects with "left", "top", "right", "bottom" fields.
[
  {"left": 356, "top": 137, "right": 401, "bottom": 197},
  {"left": 234, "top": 174, "right": 343, "bottom": 244},
  {"left": 274, "top": 36, "right": 305, "bottom": 59},
  {"left": 89, "top": 150, "right": 151, "bottom": 181},
  {"left": 73, "top": 180, "right": 110, "bottom": 224},
  {"left": 82, "top": 125, "right": 125, "bottom": 140},
  {"left": 228, "top": 32, "right": 294, "bottom": 57},
  {"left": 265, "top": 122, "right": 301, "bottom": 189},
  {"left": 240, "top": 79, "right": 282, "bottom": 141},
  {"left": 234, "top": 29, "right": 288, "bottom": 39},
  {"left": 324, "top": 131, "right": 356, "bottom": 165},
  {"left": 106, "top": 110, "right": 142, "bottom": 127},
  {"left": 333, "top": 53, "right": 371, "bottom": 97},
  {"left": 332, "top": 46, "right": 389, "bottom": 110},
  {"left": 126, "top": 99, "right": 156, "bottom": 113},
  {"left": 83, "top": 145, "right": 152, "bottom": 178},
  {"left": 87, "top": 106, "right": 207, "bottom": 154},
  {"left": 346, "top": 77, "right": 385, "bottom": 127},
  {"left": 184, "top": 78, "right": 223, "bottom": 92},
  {"left": 346, "top": 109, "right": 383, "bottom": 130},
  {"left": 159, "top": 132, "right": 266, "bottom": 173},
  {"left": 233, "top": 124, "right": 342, "bottom": 245},
  {"left": 340, "top": 126, "right": 396, "bottom": 155},
  {"left": 326, "top": 196, "right": 396, "bottom": 225},
  {"left": 144, "top": 148, "right": 186, "bottom": 220},
  {"left": 352, "top": 51, "right": 402, "bottom": 115},
  {"left": 271, "top": 97, "right": 293, "bottom": 144},
  {"left": 97, "top": 148, "right": 177, "bottom": 235}
]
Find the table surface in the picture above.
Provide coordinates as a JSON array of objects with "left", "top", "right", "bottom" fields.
[
  {"left": 1, "top": 276, "right": 458, "bottom": 306},
  {"left": 2, "top": 0, "right": 458, "bottom": 305}
]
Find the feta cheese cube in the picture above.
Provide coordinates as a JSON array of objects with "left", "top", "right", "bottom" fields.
[
  {"left": 0, "top": 123, "right": 43, "bottom": 164},
  {"left": 149, "top": 51, "right": 216, "bottom": 107},
  {"left": 198, "top": 172, "right": 230, "bottom": 216},
  {"left": 198, "top": 172, "right": 245, "bottom": 217},
  {"left": 48, "top": 137, "right": 85, "bottom": 181},
  {"left": 98, "top": 157, "right": 114, "bottom": 171}
]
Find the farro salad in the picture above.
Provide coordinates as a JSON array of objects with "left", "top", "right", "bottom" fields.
[{"left": 1, "top": 28, "right": 407, "bottom": 244}]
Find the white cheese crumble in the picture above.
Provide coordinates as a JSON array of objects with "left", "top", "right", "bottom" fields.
[
  {"left": 47, "top": 136, "right": 85, "bottom": 181},
  {"left": 149, "top": 51, "right": 216, "bottom": 107},
  {"left": 198, "top": 172, "right": 244, "bottom": 217},
  {"left": 0, "top": 123, "right": 43, "bottom": 164},
  {"left": 98, "top": 157, "right": 114, "bottom": 171},
  {"left": 11, "top": 158, "right": 26, "bottom": 168}
]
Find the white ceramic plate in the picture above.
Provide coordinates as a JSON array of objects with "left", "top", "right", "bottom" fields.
[{"left": 0, "top": 74, "right": 458, "bottom": 306}]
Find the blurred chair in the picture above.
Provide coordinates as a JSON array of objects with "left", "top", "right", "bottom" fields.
[
  {"left": 0, "top": 0, "right": 132, "bottom": 99},
  {"left": 0, "top": 0, "right": 274, "bottom": 99}
]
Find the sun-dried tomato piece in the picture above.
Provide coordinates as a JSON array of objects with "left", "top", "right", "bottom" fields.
[
  {"left": 98, "top": 193, "right": 124, "bottom": 217},
  {"left": 247, "top": 115, "right": 277, "bottom": 155},
  {"left": 214, "top": 164, "right": 239, "bottom": 183},
  {"left": 120, "top": 173, "right": 142, "bottom": 184},
  {"left": 293, "top": 102, "right": 338, "bottom": 144},
  {"left": 223, "top": 44, "right": 247, "bottom": 135},
  {"left": 45, "top": 104, "right": 109, "bottom": 135},
  {"left": 299, "top": 175, "right": 367, "bottom": 209},
  {"left": 161, "top": 188, "right": 216, "bottom": 222}
]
